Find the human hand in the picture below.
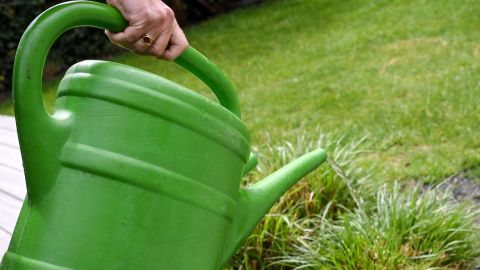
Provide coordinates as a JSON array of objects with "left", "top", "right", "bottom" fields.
[{"left": 105, "top": 0, "right": 189, "bottom": 60}]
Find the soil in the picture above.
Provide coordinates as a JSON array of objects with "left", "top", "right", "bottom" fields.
[
  {"left": 423, "top": 173, "right": 480, "bottom": 226},
  {"left": 424, "top": 174, "right": 480, "bottom": 269}
]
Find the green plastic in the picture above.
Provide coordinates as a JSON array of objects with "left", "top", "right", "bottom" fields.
[{"left": 1, "top": 1, "right": 327, "bottom": 269}]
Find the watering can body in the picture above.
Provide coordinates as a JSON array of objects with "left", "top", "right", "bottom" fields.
[{"left": 0, "top": 2, "right": 327, "bottom": 269}]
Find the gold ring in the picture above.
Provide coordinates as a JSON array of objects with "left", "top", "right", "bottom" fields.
[{"left": 141, "top": 34, "right": 154, "bottom": 46}]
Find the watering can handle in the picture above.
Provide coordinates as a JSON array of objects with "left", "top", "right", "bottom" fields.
[{"left": 13, "top": 0, "right": 241, "bottom": 123}]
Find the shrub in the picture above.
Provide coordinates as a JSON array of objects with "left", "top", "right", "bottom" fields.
[
  {"left": 0, "top": 0, "right": 120, "bottom": 99},
  {"left": 0, "top": 0, "right": 262, "bottom": 99}
]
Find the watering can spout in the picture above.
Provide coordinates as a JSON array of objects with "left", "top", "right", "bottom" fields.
[{"left": 221, "top": 148, "right": 327, "bottom": 265}]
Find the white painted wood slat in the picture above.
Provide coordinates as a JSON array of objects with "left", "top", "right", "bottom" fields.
[
  {"left": 0, "top": 167, "right": 25, "bottom": 201},
  {"left": 0, "top": 116, "right": 16, "bottom": 131},
  {"left": 0, "top": 145, "right": 23, "bottom": 172},
  {"left": 0, "top": 129, "right": 19, "bottom": 149},
  {"left": 0, "top": 231, "right": 12, "bottom": 260},
  {"left": 0, "top": 195, "right": 22, "bottom": 235},
  {"left": 0, "top": 116, "right": 26, "bottom": 260}
]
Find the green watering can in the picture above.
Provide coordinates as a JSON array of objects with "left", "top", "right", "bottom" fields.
[{"left": 1, "top": 1, "right": 327, "bottom": 269}]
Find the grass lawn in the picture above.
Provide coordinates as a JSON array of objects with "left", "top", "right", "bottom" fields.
[{"left": 2, "top": 0, "right": 480, "bottom": 269}]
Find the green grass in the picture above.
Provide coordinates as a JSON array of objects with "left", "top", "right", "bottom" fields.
[{"left": 3, "top": 0, "right": 480, "bottom": 268}]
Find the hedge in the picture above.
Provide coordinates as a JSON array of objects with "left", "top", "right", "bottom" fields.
[{"left": 0, "top": 0, "right": 261, "bottom": 98}]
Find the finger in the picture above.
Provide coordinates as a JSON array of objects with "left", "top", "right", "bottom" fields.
[
  {"left": 131, "top": 18, "right": 173, "bottom": 55},
  {"left": 146, "top": 25, "right": 174, "bottom": 57},
  {"left": 130, "top": 37, "right": 154, "bottom": 55},
  {"left": 130, "top": 30, "right": 162, "bottom": 55},
  {"left": 105, "top": 26, "right": 144, "bottom": 50},
  {"left": 106, "top": 0, "right": 118, "bottom": 6},
  {"left": 161, "top": 23, "right": 189, "bottom": 60}
]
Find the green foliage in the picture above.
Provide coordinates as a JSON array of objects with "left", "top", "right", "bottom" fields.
[
  {"left": 0, "top": 0, "right": 46, "bottom": 96},
  {"left": 0, "top": 0, "right": 261, "bottom": 97},
  {"left": 0, "top": 0, "right": 121, "bottom": 97},
  {"left": 164, "top": 0, "right": 260, "bottom": 25}
]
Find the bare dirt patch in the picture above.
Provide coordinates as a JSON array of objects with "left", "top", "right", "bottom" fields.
[{"left": 424, "top": 173, "right": 480, "bottom": 226}]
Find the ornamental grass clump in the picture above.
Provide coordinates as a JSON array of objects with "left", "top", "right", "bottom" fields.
[
  {"left": 228, "top": 132, "right": 480, "bottom": 270},
  {"left": 280, "top": 183, "right": 480, "bottom": 270},
  {"left": 229, "top": 132, "right": 372, "bottom": 269}
]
